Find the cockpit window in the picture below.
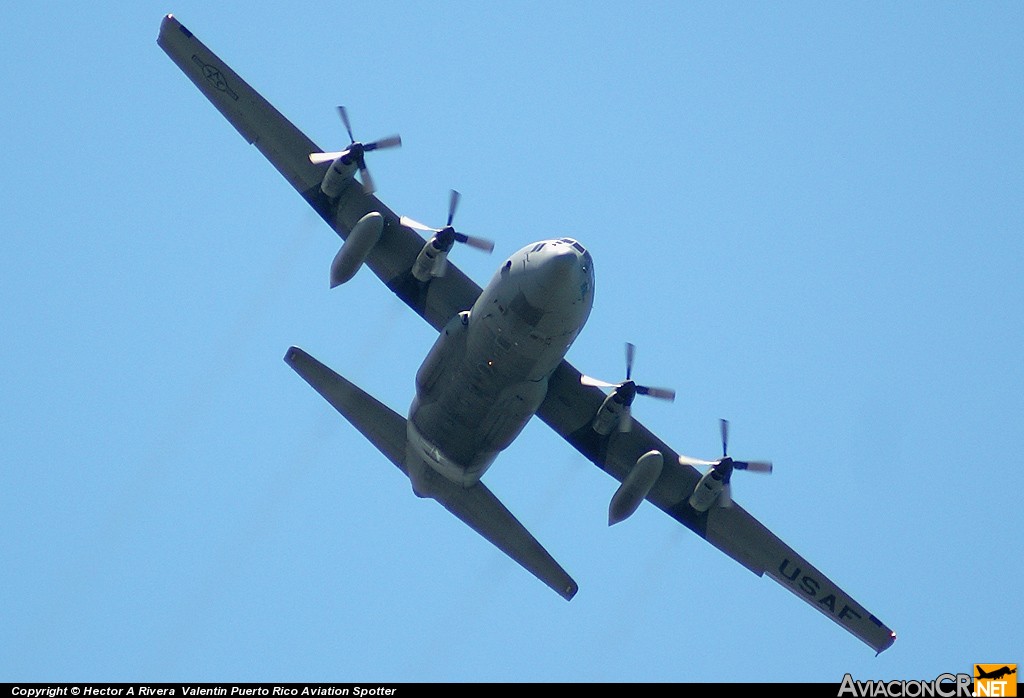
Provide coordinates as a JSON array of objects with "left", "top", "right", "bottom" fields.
[{"left": 556, "top": 238, "right": 587, "bottom": 254}]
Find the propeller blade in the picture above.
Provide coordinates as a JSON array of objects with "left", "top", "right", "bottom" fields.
[
  {"left": 618, "top": 404, "right": 632, "bottom": 432},
  {"left": 359, "top": 164, "right": 376, "bottom": 194},
  {"left": 637, "top": 385, "right": 676, "bottom": 401},
  {"left": 454, "top": 232, "right": 495, "bottom": 253},
  {"left": 401, "top": 190, "right": 491, "bottom": 251},
  {"left": 720, "top": 418, "right": 730, "bottom": 457},
  {"left": 309, "top": 150, "right": 347, "bottom": 164},
  {"left": 734, "top": 460, "right": 773, "bottom": 474},
  {"left": 625, "top": 342, "right": 636, "bottom": 381},
  {"left": 337, "top": 106, "right": 354, "bottom": 143},
  {"left": 447, "top": 189, "right": 461, "bottom": 227},
  {"left": 365, "top": 134, "right": 402, "bottom": 151},
  {"left": 581, "top": 375, "right": 620, "bottom": 389},
  {"left": 400, "top": 216, "right": 440, "bottom": 233},
  {"left": 678, "top": 455, "right": 719, "bottom": 468},
  {"left": 720, "top": 482, "right": 733, "bottom": 508}
]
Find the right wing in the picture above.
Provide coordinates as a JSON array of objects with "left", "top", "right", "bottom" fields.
[
  {"left": 158, "top": 14, "right": 480, "bottom": 331},
  {"left": 162, "top": 14, "right": 575, "bottom": 599},
  {"left": 157, "top": 16, "right": 321, "bottom": 199}
]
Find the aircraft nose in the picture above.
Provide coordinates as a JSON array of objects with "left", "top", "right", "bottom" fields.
[
  {"left": 547, "top": 249, "right": 578, "bottom": 274},
  {"left": 535, "top": 248, "right": 579, "bottom": 291},
  {"left": 522, "top": 246, "right": 590, "bottom": 310}
]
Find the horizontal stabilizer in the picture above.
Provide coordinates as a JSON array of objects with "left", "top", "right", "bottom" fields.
[
  {"left": 285, "top": 346, "right": 577, "bottom": 600},
  {"left": 284, "top": 346, "right": 406, "bottom": 473},
  {"left": 412, "top": 463, "right": 579, "bottom": 600}
]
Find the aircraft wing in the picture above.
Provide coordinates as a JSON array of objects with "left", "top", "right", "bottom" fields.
[
  {"left": 159, "top": 15, "right": 894, "bottom": 652},
  {"left": 160, "top": 12, "right": 567, "bottom": 595},
  {"left": 158, "top": 14, "right": 480, "bottom": 332},
  {"left": 535, "top": 363, "right": 896, "bottom": 653}
]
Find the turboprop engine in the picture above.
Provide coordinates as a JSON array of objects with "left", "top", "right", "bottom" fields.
[
  {"left": 681, "top": 419, "right": 773, "bottom": 512},
  {"left": 581, "top": 343, "right": 675, "bottom": 434},
  {"left": 309, "top": 106, "right": 401, "bottom": 197},
  {"left": 401, "top": 190, "right": 494, "bottom": 282},
  {"left": 329, "top": 212, "right": 384, "bottom": 287}
]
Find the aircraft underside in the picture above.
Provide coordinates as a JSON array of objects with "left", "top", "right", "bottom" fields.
[{"left": 160, "top": 13, "right": 896, "bottom": 652}]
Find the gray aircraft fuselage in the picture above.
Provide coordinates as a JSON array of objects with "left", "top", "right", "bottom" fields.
[{"left": 405, "top": 238, "right": 594, "bottom": 493}]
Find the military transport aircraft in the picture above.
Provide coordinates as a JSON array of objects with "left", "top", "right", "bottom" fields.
[{"left": 158, "top": 14, "right": 896, "bottom": 654}]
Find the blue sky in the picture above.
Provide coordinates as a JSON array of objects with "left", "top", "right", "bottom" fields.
[{"left": 3, "top": 1, "right": 1022, "bottom": 683}]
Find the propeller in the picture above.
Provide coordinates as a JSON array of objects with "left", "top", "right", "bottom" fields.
[
  {"left": 580, "top": 342, "right": 676, "bottom": 432},
  {"left": 400, "top": 189, "right": 496, "bottom": 253},
  {"left": 308, "top": 106, "right": 401, "bottom": 194},
  {"left": 678, "top": 419, "right": 772, "bottom": 507}
]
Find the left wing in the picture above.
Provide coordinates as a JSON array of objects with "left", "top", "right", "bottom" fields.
[
  {"left": 536, "top": 363, "right": 897, "bottom": 653},
  {"left": 159, "top": 15, "right": 894, "bottom": 652}
]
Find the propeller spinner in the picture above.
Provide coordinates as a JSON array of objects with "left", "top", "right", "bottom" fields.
[
  {"left": 580, "top": 342, "right": 676, "bottom": 432},
  {"left": 308, "top": 106, "right": 401, "bottom": 194}
]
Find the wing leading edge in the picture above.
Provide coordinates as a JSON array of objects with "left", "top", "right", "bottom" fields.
[
  {"left": 536, "top": 362, "right": 896, "bottom": 653},
  {"left": 160, "top": 15, "right": 893, "bottom": 652},
  {"left": 158, "top": 14, "right": 479, "bottom": 331}
]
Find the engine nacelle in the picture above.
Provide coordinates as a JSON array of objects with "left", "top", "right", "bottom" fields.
[
  {"left": 330, "top": 212, "right": 384, "bottom": 287},
  {"left": 688, "top": 466, "right": 726, "bottom": 513},
  {"left": 412, "top": 235, "right": 451, "bottom": 282},
  {"left": 320, "top": 154, "right": 358, "bottom": 198},
  {"left": 591, "top": 389, "right": 633, "bottom": 435},
  {"left": 608, "top": 450, "right": 664, "bottom": 525}
]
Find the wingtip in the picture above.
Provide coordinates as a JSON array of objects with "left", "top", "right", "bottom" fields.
[
  {"left": 283, "top": 346, "right": 304, "bottom": 365},
  {"left": 160, "top": 13, "right": 189, "bottom": 35},
  {"left": 562, "top": 581, "right": 579, "bottom": 601},
  {"left": 874, "top": 630, "right": 897, "bottom": 656}
]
